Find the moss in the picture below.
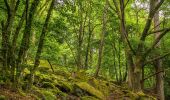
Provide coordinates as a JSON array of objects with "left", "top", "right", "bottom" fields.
[
  {"left": 56, "top": 81, "right": 73, "bottom": 93},
  {"left": 81, "top": 96, "right": 99, "bottom": 100},
  {"left": 88, "top": 78, "right": 110, "bottom": 96},
  {"left": 125, "top": 91, "right": 156, "bottom": 100},
  {"left": 41, "top": 82, "right": 55, "bottom": 89},
  {"left": 41, "top": 90, "right": 56, "bottom": 100},
  {"left": 137, "top": 92, "right": 156, "bottom": 100},
  {"left": 75, "top": 82, "right": 104, "bottom": 99},
  {"left": 73, "top": 70, "right": 90, "bottom": 81},
  {"left": 0, "top": 95, "right": 6, "bottom": 100},
  {"left": 31, "top": 86, "right": 56, "bottom": 100},
  {"left": 38, "top": 67, "right": 50, "bottom": 73},
  {"left": 54, "top": 70, "right": 70, "bottom": 78}
]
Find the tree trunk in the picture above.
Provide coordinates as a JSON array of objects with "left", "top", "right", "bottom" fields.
[
  {"left": 1, "top": 0, "right": 20, "bottom": 79},
  {"left": 28, "top": 0, "right": 54, "bottom": 90},
  {"left": 153, "top": 0, "right": 164, "bottom": 99},
  {"left": 94, "top": 0, "right": 108, "bottom": 77},
  {"left": 84, "top": 18, "right": 92, "bottom": 69},
  {"left": 15, "top": 0, "right": 40, "bottom": 88}
]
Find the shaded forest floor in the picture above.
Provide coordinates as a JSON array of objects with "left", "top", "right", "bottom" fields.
[{"left": 0, "top": 61, "right": 156, "bottom": 100}]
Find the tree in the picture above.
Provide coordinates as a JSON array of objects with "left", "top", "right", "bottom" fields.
[
  {"left": 153, "top": 0, "right": 164, "bottom": 99},
  {"left": 28, "top": 0, "right": 55, "bottom": 90},
  {"left": 94, "top": 0, "right": 108, "bottom": 77}
]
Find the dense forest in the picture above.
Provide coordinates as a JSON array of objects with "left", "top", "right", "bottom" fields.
[{"left": 0, "top": 0, "right": 170, "bottom": 100}]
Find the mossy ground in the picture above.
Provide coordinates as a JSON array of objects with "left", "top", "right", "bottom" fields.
[{"left": 0, "top": 60, "right": 156, "bottom": 100}]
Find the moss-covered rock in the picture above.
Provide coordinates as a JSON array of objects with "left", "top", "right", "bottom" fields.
[
  {"left": 41, "top": 90, "right": 56, "bottom": 100},
  {"left": 41, "top": 82, "right": 55, "bottom": 89},
  {"left": 88, "top": 78, "right": 110, "bottom": 97},
  {"left": 55, "top": 81, "right": 73, "bottom": 93},
  {"left": 81, "top": 96, "right": 99, "bottom": 100},
  {"left": 72, "top": 70, "right": 90, "bottom": 81},
  {"left": 0, "top": 95, "right": 6, "bottom": 100},
  {"left": 75, "top": 82, "right": 105, "bottom": 99},
  {"left": 31, "top": 86, "right": 56, "bottom": 100}
]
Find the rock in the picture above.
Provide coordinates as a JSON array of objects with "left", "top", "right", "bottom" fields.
[
  {"left": 81, "top": 96, "right": 99, "bottom": 100},
  {"left": 0, "top": 95, "right": 6, "bottom": 100},
  {"left": 75, "top": 82, "right": 105, "bottom": 99}
]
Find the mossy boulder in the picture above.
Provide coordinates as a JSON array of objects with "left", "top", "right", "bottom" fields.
[
  {"left": 75, "top": 82, "right": 105, "bottom": 99},
  {"left": 38, "top": 67, "right": 50, "bottom": 73},
  {"left": 41, "top": 82, "right": 55, "bottom": 89},
  {"left": 125, "top": 91, "right": 156, "bottom": 100},
  {"left": 72, "top": 70, "right": 90, "bottom": 81},
  {"left": 0, "top": 95, "right": 6, "bottom": 100},
  {"left": 55, "top": 81, "right": 73, "bottom": 93},
  {"left": 31, "top": 87, "right": 56, "bottom": 100},
  {"left": 88, "top": 78, "right": 110, "bottom": 96},
  {"left": 41, "top": 90, "right": 56, "bottom": 100}
]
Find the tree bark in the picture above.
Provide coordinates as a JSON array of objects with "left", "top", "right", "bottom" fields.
[
  {"left": 153, "top": 0, "right": 164, "bottom": 99},
  {"left": 28, "top": 0, "right": 54, "bottom": 90},
  {"left": 94, "top": 0, "right": 108, "bottom": 77},
  {"left": 15, "top": 0, "right": 40, "bottom": 88}
]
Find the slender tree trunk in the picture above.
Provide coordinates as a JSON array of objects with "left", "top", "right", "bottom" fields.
[
  {"left": 76, "top": 1, "right": 85, "bottom": 69},
  {"left": 153, "top": 0, "right": 164, "bottom": 99},
  {"left": 94, "top": 0, "right": 108, "bottom": 77},
  {"left": 10, "top": 8, "right": 26, "bottom": 82},
  {"left": 1, "top": 0, "right": 19, "bottom": 78},
  {"left": 84, "top": 18, "right": 92, "bottom": 69},
  {"left": 118, "top": 39, "right": 122, "bottom": 82},
  {"left": 28, "top": 0, "right": 54, "bottom": 90},
  {"left": 15, "top": 0, "right": 40, "bottom": 88}
]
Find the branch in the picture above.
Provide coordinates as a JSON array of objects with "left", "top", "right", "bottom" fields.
[
  {"left": 107, "top": 0, "right": 117, "bottom": 13},
  {"left": 139, "top": 0, "right": 164, "bottom": 41},
  {"left": 15, "top": 0, "right": 20, "bottom": 11},
  {"left": 123, "top": 30, "right": 136, "bottom": 55},
  {"left": 144, "top": 52, "right": 170, "bottom": 66},
  {"left": 145, "top": 28, "right": 170, "bottom": 55},
  {"left": 47, "top": 59, "right": 54, "bottom": 73},
  {"left": 124, "top": 0, "right": 130, "bottom": 8},
  {"left": 4, "top": 0, "right": 10, "bottom": 11},
  {"left": 147, "top": 28, "right": 170, "bottom": 36},
  {"left": 112, "top": 0, "right": 121, "bottom": 19},
  {"left": 141, "top": 70, "right": 164, "bottom": 82}
]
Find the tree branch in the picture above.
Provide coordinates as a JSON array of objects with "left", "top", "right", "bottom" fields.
[
  {"left": 144, "top": 52, "right": 170, "bottom": 66},
  {"left": 145, "top": 28, "right": 170, "bottom": 55},
  {"left": 107, "top": 0, "right": 117, "bottom": 13},
  {"left": 124, "top": 0, "right": 130, "bottom": 8},
  {"left": 4, "top": 0, "right": 10, "bottom": 11},
  {"left": 147, "top": 28, "right": 170, "bottom": 36},
  {"left": 113, "top": 0, "right": 121, "bottom": 19},
  {"left": 141, "top": 70, "right": 164, "bottom": 82},
  {"left": 140, "top": 0, "right": 164, "bottom": 41}
]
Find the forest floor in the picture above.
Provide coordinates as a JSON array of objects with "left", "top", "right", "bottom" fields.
[{"left": 0, "top": 61, "right": 156, "bottom": 100}]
